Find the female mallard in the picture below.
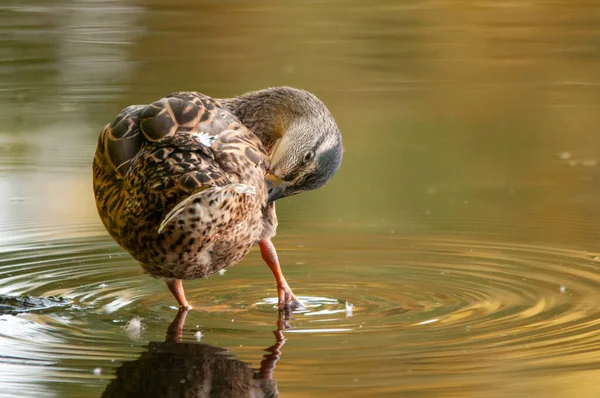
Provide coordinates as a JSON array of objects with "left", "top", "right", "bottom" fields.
[{"left": 93, "top": 87, "right": 342, "bottom": 309}]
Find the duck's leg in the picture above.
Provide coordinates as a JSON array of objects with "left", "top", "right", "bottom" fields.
[
  {"left": 259, "top": 239, "right": 303, "bottom": 310},
  {"left": 166, "top": 279, "right": 191, "bottom": 309}
]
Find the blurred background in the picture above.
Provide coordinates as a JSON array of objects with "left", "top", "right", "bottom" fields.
[
  {"left": 2, "top": 0, "right": 599, "bottom": 240},
  {"left": 1, "top": 1, "right": 600, "bottom": 397}
]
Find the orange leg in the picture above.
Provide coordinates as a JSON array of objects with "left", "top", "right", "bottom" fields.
[
  {"left": 259, "top": 239, "right": 303, "bottom": 310},
  {"left": 166, "top": 279, "right": 191, "bottom": 309}
]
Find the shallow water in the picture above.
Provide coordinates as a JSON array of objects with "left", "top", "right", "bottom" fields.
[{"left": 2, "top": 1, "right": 600, "bottom": 397}]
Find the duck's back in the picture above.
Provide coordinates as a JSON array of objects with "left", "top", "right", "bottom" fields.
[{"left": 93, "top": 92, "right": 276, "bottom": 279}]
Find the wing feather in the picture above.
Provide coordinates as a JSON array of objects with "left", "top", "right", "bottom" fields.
[
  {"left": 158, "top": 184, "right": 258, "bottom": 244},
  {"left": 94, "top": 92, "right": 271, "bottom": 256}
]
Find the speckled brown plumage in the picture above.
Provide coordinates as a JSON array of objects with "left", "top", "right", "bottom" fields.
[
  {"left": 94, "top": 91, "right": 276, "bottom": 281},
  {"left": 93, "top": 87, "right": 343, "bottom": 309}
]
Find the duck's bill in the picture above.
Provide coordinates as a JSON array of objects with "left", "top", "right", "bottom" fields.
[
  {"left": 265, "top": 172, "right": 289, "bottom": 202},
  {"left": 267, "top": 185, "right": 286, "bottom": 202}
]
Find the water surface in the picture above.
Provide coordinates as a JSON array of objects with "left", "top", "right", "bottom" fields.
[{"left": 1, "top": 1, "right": 600, "bottom": 397}]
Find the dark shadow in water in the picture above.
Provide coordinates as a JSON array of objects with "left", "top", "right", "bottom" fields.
[
  {"left": 0, "top": 294, "right": 70, "bottom": 315},
  {"left": 102, "top": 309, "right": 285, "bottom": 398}
]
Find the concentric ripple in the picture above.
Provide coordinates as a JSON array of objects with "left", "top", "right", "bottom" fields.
[{"left": 1, "top": 227, "right": 600, "bottom": 396}]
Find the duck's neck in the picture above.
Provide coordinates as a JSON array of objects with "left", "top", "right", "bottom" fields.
[{"left": 219, "top": 87, "right": 322, "bottom": 153}]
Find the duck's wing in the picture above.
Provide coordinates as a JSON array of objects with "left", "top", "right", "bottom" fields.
[
  {"left": 93, "top": 92, "right": 270, "bottom": 251},
  {"left": 95, "top": 92, "right": 237, "bottom": 180}
]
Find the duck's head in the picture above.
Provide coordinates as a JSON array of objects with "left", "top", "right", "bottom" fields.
[
  {"left": 266, "top": 112, "right": 342, "bottom": 202},
  {"left": 222, "top": 87, "right": 343, "bottom": 202}
]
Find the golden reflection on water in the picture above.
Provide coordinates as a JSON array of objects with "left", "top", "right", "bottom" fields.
[{"left": 1, "top": 0, "right": 600, "bottom": 397}]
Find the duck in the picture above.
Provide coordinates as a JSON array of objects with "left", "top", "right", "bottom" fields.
[{"left": 93, "top": 87, "right": 342, "bottom": 310}]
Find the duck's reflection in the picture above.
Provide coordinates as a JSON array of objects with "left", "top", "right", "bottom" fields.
[{"left": 102, "top": 309, "right": 286, "bottom": 398}]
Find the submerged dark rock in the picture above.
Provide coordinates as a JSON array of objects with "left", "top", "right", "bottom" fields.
[{"left": 0, "top": 294, "right": 70, "bottom": 315}]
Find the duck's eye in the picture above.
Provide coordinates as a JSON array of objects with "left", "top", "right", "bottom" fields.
[{"left": 303, "top": 151, "right": 315, "bottom": 163}]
